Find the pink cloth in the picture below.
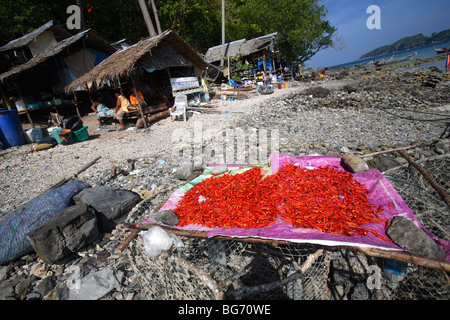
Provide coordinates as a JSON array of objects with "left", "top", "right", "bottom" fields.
[{"left": 150, "top": 155, "right": 449, "bottom": 260}]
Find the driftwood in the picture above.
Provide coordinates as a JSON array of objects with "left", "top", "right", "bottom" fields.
[
  {"left": 146, "top": 109, "right": 170, "bottom": 123},
  {"left": 398, "top": 150, "right": 450, "bottom": 208}
]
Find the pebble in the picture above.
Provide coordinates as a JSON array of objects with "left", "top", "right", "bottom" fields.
[{"left": 0, "top": 62, "right": 449, "bottom": 300}]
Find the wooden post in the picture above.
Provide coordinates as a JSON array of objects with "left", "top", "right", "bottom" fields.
[
  {"left": 14, "top": 83, "right": 35, "bottom": 129},
  {"left": 72, "top": 91, "right": 82, "bottom": 118},
  {"left": 0, "top": 84, "right": 13, "bottom": 109},
  {"left": 137, "top": 0, "right": 157, "bottom": 37},
  {"left": 130, "top": 74, "right": 148, "bottom": 128},
  {"left": 149, "top": 0, "right": 162, "bottom": 34}
]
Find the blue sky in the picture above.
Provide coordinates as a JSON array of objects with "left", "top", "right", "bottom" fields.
[{"left": 306, "top": 0, "right": 450, "bottom": 68}]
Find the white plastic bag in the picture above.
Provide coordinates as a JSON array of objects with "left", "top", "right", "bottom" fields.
[
  {"left": 141, "top": 226, "right": 183, "bottom": 257},
  {"left": 68, "top": 267, "right": 120, "bottom": 300}
]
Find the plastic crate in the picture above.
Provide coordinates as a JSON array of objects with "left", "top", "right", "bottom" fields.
[{"left": 72, "top": 126, "right": 89, "bottom": 142}]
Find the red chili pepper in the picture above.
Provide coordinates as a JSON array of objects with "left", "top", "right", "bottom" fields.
[{"left": 174, "top": 164, "right": 390, "bottom": 241}]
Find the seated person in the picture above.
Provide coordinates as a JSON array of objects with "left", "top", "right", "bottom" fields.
[
  {"left": 91, "top": 96, "right": 115, "bottom": 126},
  {"left": 156, "top": 85, "right": 173, "bottom": 106},
  {"left": 129, "top": 88, "right": 146, "bottom": 107},
  {"left": 113, "top": 91, "right": 138, "bottom": 130}
]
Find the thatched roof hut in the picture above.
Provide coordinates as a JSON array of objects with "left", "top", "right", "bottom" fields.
[
  {"left": 204, "top": 32, "right": 278, "bottom": 64},
  {"left": 65, "top": 29, "right": 208, "bottom": 93},
  {"left": 0, "top": 29, "right": 115, "bottom": 83}
]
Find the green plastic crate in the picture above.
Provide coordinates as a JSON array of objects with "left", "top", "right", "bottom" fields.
[{"left": 72, "top": 126, "right": 89, "bottom": 142}]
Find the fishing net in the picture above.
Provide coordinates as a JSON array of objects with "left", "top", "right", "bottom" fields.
[{"left": 124, "top": 154, "right": 449, "bottom": 300}]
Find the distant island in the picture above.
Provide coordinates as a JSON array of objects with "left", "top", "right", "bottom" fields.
[{"left": 360, "top": 29, "right": 450, "bottom": 59}]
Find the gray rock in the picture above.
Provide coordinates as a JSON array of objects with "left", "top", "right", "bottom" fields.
[
  {"left": 305, "top": 86, "right": 330, "bottom": 98},
  {"left": 148, "top": 210, "right": 179, "bottom": 226},
  {"left": 386, "top": 216, "right": 446, "bottom": 260},
  {"left": 15, "top": 275, "right": 37, "bottom": 297},
  {"left": 26, "top": 203, "right": 100, "bottom": 264},
  {"left": 175, "top": 162, "right": 193, "bottom": 180},
  {"left": 0, "top": 280, "right": 15, "bottom": 300},
  {"left": 211, "top": 163, "right": 228, "bottom": 174},
  {"left": 342, "top": 154, "right": 369, "bottom": 173},
  {"left": 343, "top": 84, "right": 357, "bottom": 94},
  {"left": 367, "top": 155, "right": 401, "bottom": 172},
  {"left": 0, "top": 265, "right": 9, "bottom": 281},
  {"left": 74, "top": 186, "right": 141, "bottom": 232},
  {"left": 35, "top": 276, "right": 55, "bottom": 297}
]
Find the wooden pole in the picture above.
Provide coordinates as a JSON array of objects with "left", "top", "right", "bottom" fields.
[
  {"left": 149, "top": 0, "right": 161, "bottom": 34},
  {"left": 14, "top": 83, "right": 35, "bottom": 129},
  {"left": 398, "top": 150, "right": 450, "bottom": 208},
  {"left": 360, "top": 144, "right": 419, "bottom": 158},
  {"left": 220, "top": 0, "right": 225, "bottom": 67},
  {"left": 130, "top": 75, "right": 148, "bottom": 128},
  {"left": 137, "top": 0, "right": 157, "bottom": 37},
  {"left": 124, "top": 222, "right": 450, "bottom": 272}
]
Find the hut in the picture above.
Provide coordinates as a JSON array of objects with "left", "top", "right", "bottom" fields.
[
  {"left": 0, "top": 22, "right": 116, "bottom": 128},
  {"left": 204, "top": 33, "right": 280, "bottom": 82},
  {"left": 0, "top": 20, "right": 72, "bottom": 73},
  {"left": 64, "top": 29, "right": 208, "bottom": 126}
]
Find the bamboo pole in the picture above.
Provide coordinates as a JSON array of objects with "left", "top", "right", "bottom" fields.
[
  {"left": 149, "top": 0, "right": 161, "bottom": 34},
  {"left": 398, "top": 150, "right": 450, "bottom": 208},
  {"left": 124, "top": 222, "right": 450, "bottom": 273},
  {"left": 130, "top": 75, "right": 148, "bottom": 128},
  {"left": 360, "top": 143, "right": 419, "bottom": 158}
]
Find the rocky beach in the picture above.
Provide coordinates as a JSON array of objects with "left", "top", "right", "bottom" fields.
[{"left": 0, "top": 56, "right": 449, "bottom": 300}]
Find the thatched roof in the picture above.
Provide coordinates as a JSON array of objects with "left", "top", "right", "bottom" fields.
[
  {"left": 0, "top": 20, "right": 71, "bottom": 53},
  {"left": 204, "top": 32, "right": 278, "bottom": 63},
  {"left": 65, "top": 30, "right": 208, "bottom": 92},
  {"left": 0, "top": 29, "right": 116, "bottom": 82}
]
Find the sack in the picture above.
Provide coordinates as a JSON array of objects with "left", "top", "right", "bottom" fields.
[{"left": 0, "top": 182, "right": 90, "bottom": 265}]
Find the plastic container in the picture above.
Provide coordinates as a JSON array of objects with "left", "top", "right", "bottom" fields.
[
  {"left": 28, "top": 101, "right": 44, "bottom": 109},
  {"left": 51, "top": 128, "right": 63, "bottom": 144},
  {"left": 65, "top": 115, "right": 83, "bottom": 132},
  {"left": 382, "top": 258, "right": 408, "bottom": 289},
  {"left": 0, "top": 109, "right": 25, "bottom": 148},
  {"left": 72, "top": 126, "right": 89, "bottom": 142},
  {"left": 278, "top": 83, "right": 282, "bottom": 89},
  {"left": 58, "top": 129, "right": 73, "bottom": 145},
  {"left": 284, "top": 83, "right": 289, "bottom": 89},
  {"left": 31, "top": 128, "right": 48, "bottom": 142}
]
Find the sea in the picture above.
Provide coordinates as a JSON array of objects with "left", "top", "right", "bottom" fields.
[{"left": 329, "top": 41, "right": 450, "bottom": 70}]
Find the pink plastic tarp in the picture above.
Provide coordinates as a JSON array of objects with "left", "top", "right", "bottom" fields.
[{"left": 150, "top": 155, "right": 449, "bottom": 260}]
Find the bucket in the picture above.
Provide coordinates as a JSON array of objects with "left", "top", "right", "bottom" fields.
[
  {"left": 58, "top": 129, "right": 73, "bottom": 145},
  {"left": 64, "top": 115, "right": 83, "bottom": 132},
  {"left": 0, "top": 109, "right": 25, "bottom": 148},
  {"left": 284, "top": 83, "right": 289, "bottom": 89},
  {"left": 51, "top": 128, "right": 63, "bottom": 144}
]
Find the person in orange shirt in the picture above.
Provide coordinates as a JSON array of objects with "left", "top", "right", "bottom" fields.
[{"left": 129, "top": 88, "right": 146, "bottom": 107}]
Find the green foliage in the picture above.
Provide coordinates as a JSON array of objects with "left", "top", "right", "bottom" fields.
[
  {"left": 0, "top": 0, "right": 336, "bottom": 64},
  {"left": 229, "top": 0, "right": 336, "bottom": 63}
]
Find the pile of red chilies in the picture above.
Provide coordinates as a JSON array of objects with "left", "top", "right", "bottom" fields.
[{"left": 174, "top": 164, "right": 390, "bottom": 241}]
